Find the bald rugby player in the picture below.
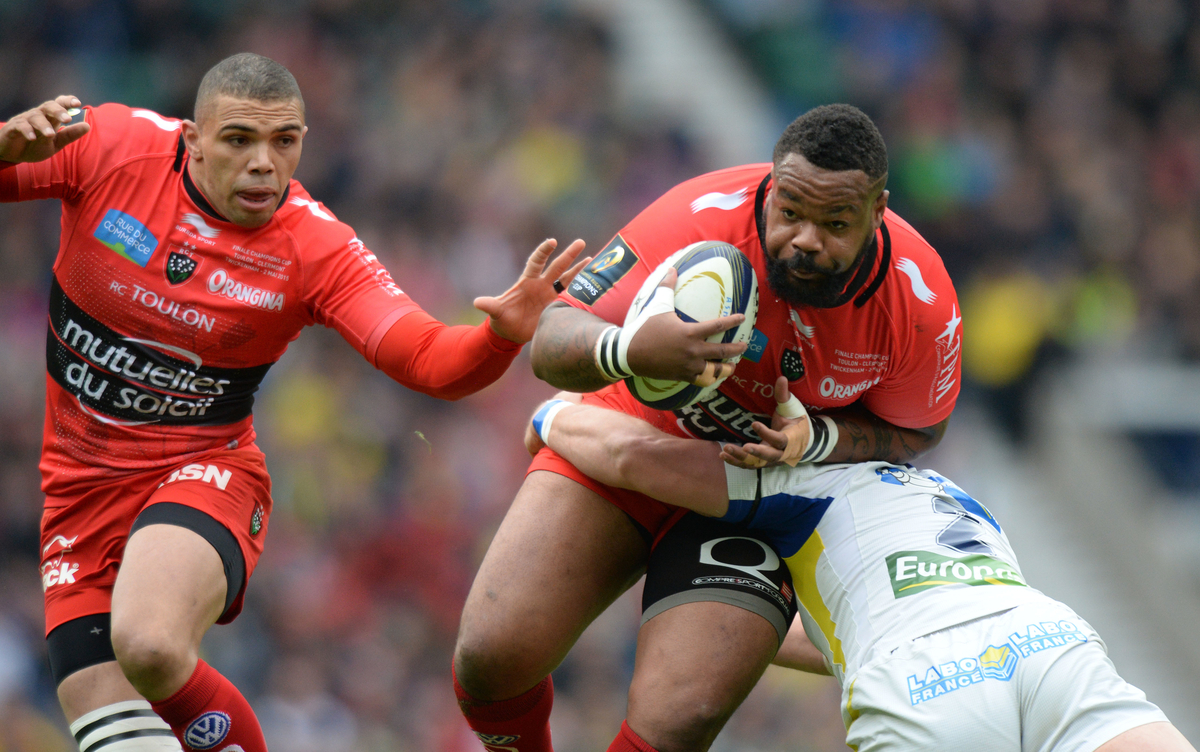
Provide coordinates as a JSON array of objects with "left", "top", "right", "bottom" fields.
[{"left": 0, "top": 53, "right": 587, "bottom": 752}]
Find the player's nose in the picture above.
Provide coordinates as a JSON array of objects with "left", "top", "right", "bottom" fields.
[
  {"left": 787, "top": 221, "right": 823, "bottom": 257},
  {"left": 246, "top": 143, "right": 274, "bottom": 173}
]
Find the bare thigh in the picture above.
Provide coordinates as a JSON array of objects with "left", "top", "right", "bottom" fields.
[
  {"left": 454, "top": 470, "right": 649, "bottom": 701},
  {"left": 627, "top": 602, "right": 780, "bottom": 752},
  {"left": 57, "top": 523, "right": 226, "bottom": 721}
]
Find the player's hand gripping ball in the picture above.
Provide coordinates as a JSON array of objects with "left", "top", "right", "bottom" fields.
[{"left": 625, "top": 241, "right": 758, "bottom": 410}]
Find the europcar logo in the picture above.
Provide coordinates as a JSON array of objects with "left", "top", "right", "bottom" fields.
[{"left": 94, "top": 209, "right": 158, "bottom": 266}]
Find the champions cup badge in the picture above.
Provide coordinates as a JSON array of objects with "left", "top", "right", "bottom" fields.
[{"left": 166, "top": 246, "right": 200, "bottom": 286}]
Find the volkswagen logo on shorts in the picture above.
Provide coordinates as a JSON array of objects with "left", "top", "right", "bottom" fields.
[{"left": 184, "top": 711, "right": 231, "bottom": 750}]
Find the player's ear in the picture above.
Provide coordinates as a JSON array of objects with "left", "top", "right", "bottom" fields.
[
  {"left": 181, "top": 120, "right": 203, "bottom": 161},
  {"left": 874, "top": 183, "right": 889, "bottom": 221}
]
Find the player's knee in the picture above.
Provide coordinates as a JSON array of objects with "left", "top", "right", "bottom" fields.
[
  {"left": 627, "top": 680, "right": 733, "bottom": 751},
  {"left": 627, "top": 700, "right": 727, "bottom": 752},
  {"left": 454, "top": 637, "right": 513, "bottom": 701},
  {"left": 453, "top": 631, "right": 546, "bottom": 702},
  {"left": 110, "top": 622, "right": 192, "bottom": 696}
]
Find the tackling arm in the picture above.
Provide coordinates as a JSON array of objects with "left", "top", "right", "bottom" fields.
[
  {"left": 532, "top": 400, "right": 730, "bottom": 516},
  {"left": 772, "top": 619, "right": 831, "bottom": 675}
]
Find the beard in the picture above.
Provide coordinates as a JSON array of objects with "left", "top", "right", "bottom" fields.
[{"left": 765, "top": 233, "right": 876, "bottom": 309}]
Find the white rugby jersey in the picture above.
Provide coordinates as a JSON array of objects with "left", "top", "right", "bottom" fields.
[{"left": 725, "top": 461, "right": 1047, "bottom": 685}]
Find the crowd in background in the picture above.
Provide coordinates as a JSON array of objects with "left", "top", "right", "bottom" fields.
[{"left": 0, "top": 0, "right": 1197, "bottom": 750}]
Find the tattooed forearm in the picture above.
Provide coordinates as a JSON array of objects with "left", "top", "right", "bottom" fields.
[
  {"left": 531, "top": 303, "right": 615, "bottom": 392},
  {"left": 826, "top": 403, "right": 948, "bottom": 464}
]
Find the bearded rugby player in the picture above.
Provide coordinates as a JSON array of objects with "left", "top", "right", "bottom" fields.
[
  {"left": 0, "top": 53, "right": 586, "bottom": 752},
  {"left": 453, "top": 105, "right": 964, "bottom": 751}
]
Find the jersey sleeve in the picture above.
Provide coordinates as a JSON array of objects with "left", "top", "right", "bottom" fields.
[
  {"left": 0, "top": 104, "right": 127, "bottom": 204},
  {"left": 860, "top": 255, "right": 962, "bottom": 429},
  {"left": 295, "top": 214, "right": 423, "bottom": 361},
  {"left": 372, "top": 310, "right": 521, "bottom": 400}
]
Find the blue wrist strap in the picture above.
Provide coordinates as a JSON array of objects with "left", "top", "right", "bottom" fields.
[{"left": 532, "top": 399, "right": 571, "bottom": 444}]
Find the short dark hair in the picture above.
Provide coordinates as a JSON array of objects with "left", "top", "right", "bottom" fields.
[
  {"left": 773, "top": 104, "right": 888, "bottom": 181},
  {"left": 194, "top": 53, "right": 305, "bottom": 124}
]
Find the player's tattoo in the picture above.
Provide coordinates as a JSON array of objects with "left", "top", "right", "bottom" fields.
[
  {"left": 531, "top": 304, "right": 615, "bottom": 392},
  {"left": 828, "top": 404, "right": 947, "bottom": 464}
]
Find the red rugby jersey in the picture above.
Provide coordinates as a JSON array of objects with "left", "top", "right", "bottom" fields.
[
  {"left": 561, "top": 163, "right": 962, "bottom": 443},
  {"left": 0, "top": 104, "right": 514, "bottom": 484}
]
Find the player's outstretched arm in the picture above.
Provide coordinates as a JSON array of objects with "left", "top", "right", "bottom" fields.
[
  {"left": 527, "top": 398, "right": 730, "bottom": 516},
  {"left": 722, "top": 378, "right": 949, "bottom": 469},
  {"left": 0, "top": 96, "right": 90, "bottom": 165},
  {"left": 473, "top": 238, "right": 591, "bottom": 344},
  {"left": 531, "top": 268, "right": 747, "bottom": 392}
]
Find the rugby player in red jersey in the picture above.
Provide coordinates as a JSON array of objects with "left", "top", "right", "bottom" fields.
[
  {"left": 0, "top": 53, "right": 587, "bottom": 752},
  {"left": 453, "top": 105, "right": 963, "bottom": 751}
]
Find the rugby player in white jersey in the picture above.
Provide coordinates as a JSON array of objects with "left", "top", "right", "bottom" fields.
[{"left": 523, "top": 383, "right": 1194, "bottom": 752}]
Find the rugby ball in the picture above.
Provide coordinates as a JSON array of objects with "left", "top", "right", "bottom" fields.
[{"left": 624, "top": 241, "right": 758, "bottom": 410}]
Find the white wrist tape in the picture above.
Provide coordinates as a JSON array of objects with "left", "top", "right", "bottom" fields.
[
  {"left": 776, "top": 394, "right": 807, "bottom": 420},
  {"left": 594, "top": 284, "right": 676, "bottom": 382},
  {"left": 801, "top": 416, "right": 839, "bottom": 463}
]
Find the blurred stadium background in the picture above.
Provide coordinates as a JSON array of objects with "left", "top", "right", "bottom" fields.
[{"left": 1, "top": 0, "right": 1199, "bottom": 749}]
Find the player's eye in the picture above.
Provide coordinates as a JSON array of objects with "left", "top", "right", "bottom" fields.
[
  {"left": 277, "top": 136, "right": 295, "bottom": 147},
  {"left": 228, "top": 136, "right": 248, "bottom": 146},
  {"left": 781, "top": 208, "right": 798, "bottom": 220},
  {"left": 829, "top": 221, "right": 848, "bottom": 230}
]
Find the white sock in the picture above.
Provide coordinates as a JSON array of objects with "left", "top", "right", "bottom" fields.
[{"left": 69, "top": 700, "right": 183, "bottom": 751}]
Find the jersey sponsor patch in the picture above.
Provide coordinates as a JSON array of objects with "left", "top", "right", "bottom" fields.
[
  {"left": 673, "top": 389, "right": 769, "bottom": 444},
  {"left": 94, "top": 209, "right": 159, "bottom": 267},
  {"left": 48, "top": 280, "right": 273, "bottom": 426},
  {"left": 742, "top": 328, "right": 768, "bottom": 363},
  {"left": 206, "top": 268, "right": 285, "bottom": 311},
  {"left": 929, "top": 304, "right": 961, "bottom": 406},
  {"left": 41, "top": 534, "right": 80, "bottom": 591},
  {"left": 905, "top": 619, "right": 1086, "bottom": 705},
  {"left": 568, "top": 235, "right": 639, "bottom": 305},
  {"left": 887, "top": 550, "right": 1026, "bottom": 598}
]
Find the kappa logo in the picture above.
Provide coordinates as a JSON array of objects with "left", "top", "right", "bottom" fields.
[
  {"left": 289, "top": 197, "right": 335, "bottom": 221},
  {"left": 180, "top": 213, "right": 221, "bottom": 239},
  {"left": 895, "top": 258, "right": 937, "bottom": 304},
  {"left": 184, "top": 711, "right": 230, "bottom": 750},
  {"left": 690, "top": 188, "right": 749, "bottom": 213}
]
